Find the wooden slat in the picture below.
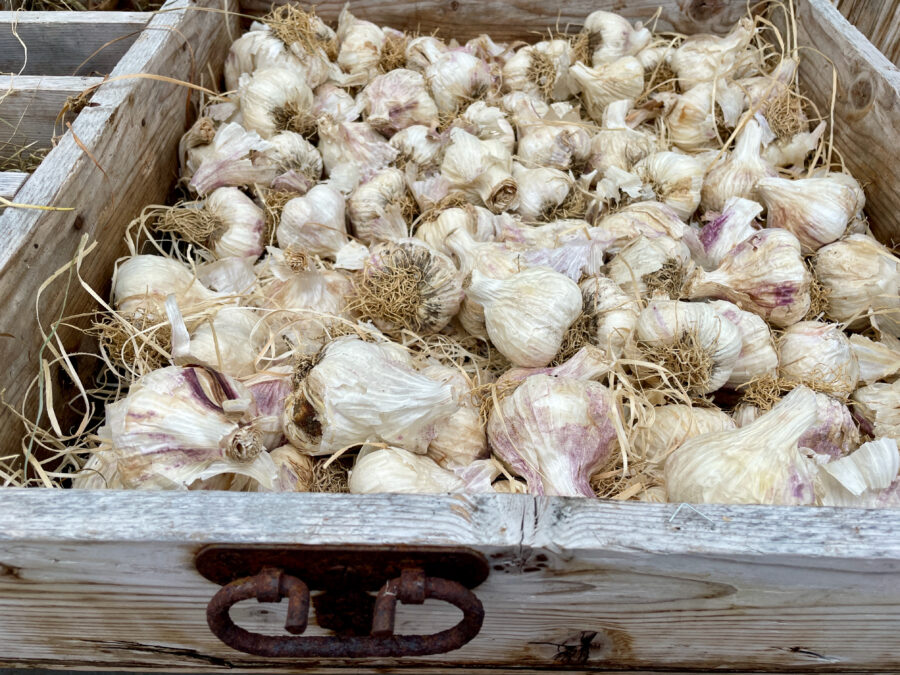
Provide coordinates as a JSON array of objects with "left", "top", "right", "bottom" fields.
[
  {"left": 0, "top": 75, "right": 104, "bottom": 162},
  {"left": 0, "top": 170, "right": 26, "bottom": 199},
  {"left": 835, "top": 0, "right": 900, "bottom": 67},
  {"left": 791, "top": 0, "right": 900, "bottom": 247},
  {"left": 239, "top": 0, "right": 750, "bottom": 41},
  {"left": 0, "top": 491, "right": 898, "bottom": 670},
  {"left": 0, "top": 11, "right": 149, "bottom": 76}
]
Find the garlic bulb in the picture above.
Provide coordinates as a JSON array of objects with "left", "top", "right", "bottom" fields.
[
  {"left": 569, "top": 58, "right": 644, "bottom": 122},
  {"left": 512, "top": 163, "right": 570, "bottom": 220},
  {"left": 583, "top": 10, "right": 651, "bottom": 65},
  {"left": 285, "top": 337, "right": 456, "bottom": 455},
  {"left": 189, "top": 123, "right": 275, "bottom": 196},
  {"left": 636, "top": 299, "right": 742, "bottom": 394},
  {"left": 595, "top": 200, "right": 685, "bottom": 253},
  {"left": 665, "top": 386, "right": 819, "bottom": 505},
  {"left": 360, "top": 69, "right": 439, "bottom": 135},
  {"left": 587, "top": 99, "right": 656, "bottom": 175},
  {"left": 515, "top": 107, "right": 592, "bottom": 171},
  {"left": 605, "top": 234, "right": 692, "bottom": 299},
  {"left": 276, "top": 183, "right": 348, "bottom": 259},
  {"left": 701, "top": 120, "right": 775, "bottom": 212},
  {"left": 347, "top": 167, "right": 410, "bottom": 244},
  {"left": 181, "top": 307, "right": 263, "bottom": 378},
  {"left": 389, "top": 125, "right": 445, "bottom": 169},
  {"left": 188, "top": 187, "right": 265, "bottom": 259},
  {"left": 99, "top": 365, "right": 277, "bottom": 490},
  {"left": 798, "top": 394, "right": 859, "bottom": 460},
  {"left": 224, "top": 25, "right": 302, "bottom": 92},
  {"left": 757, "top": 174, "right": 861, "bottom": 253},
  {"left": 113, "top": 255, "right": 219, "bottom": 317},
  {"left": 709, "top": 300, "right": 777, "bottom": 388},
  {"left": 852, "top": 380, "right": 900, "bottom": 440},
  {"left": 264, "top": 131, "right": 324, "bottom": 193},
  {"left": 353, "top": 239, "right": 463, "bottom": 335},
  {"left": 441, "top": 128, "right": 517, "bottom": 213},
  {"left": 502, "top": 40, "right": 573, "bottom": 101},
  {"left": 467, "top": 267, "right": 582, "bottom": 367},
  {"left": 633, "top": 404, "right": 735, "bottom": 474},
  {"left": 313, "top": 83, "right": 361, "bottom": 123},
  {"left": 317, "top": 119, "right": 398, "bottom": 184},
  {"left": 198, "top": 256, "right": 257, "bottom": 294},
  {"left": 349, "top": 446, "right": 465, "bottom": 494},
  {"left": 414, "top": 207, "right": 477, "bottom": 257},
  {"left": 665, "top": 83, "right": 719, "bottom": 151},
  {"left": 456, "top": 101, "right": 516, "bottom": 154},
  {"left": 487, "top": 374, "right": 618, "bottom": 497},
  {"left": 239, "top": 67, "right": 315, "bottom": 138},
  {"left": 336, "top": 8, "right": 384, "bottom": 84},
  {"left": 580, "top": 275, "right": 640, "bottom": 358},
  {"left": 635, "top": 151, "right": 704, "bottom": 220},
  {"left": 425, "top": 50, "right": 492, "bottom": 115},
  {"left": 267, "top": 445, "right": 314, "bottom": 492},
  {"left": 498, "top": 345, "right": 611, "bottom": 386},
  {"left": 670, "top": 19, "right": 754, "bottom": 89},
  {"left": 819, "top": 438, "right": 900, "bottom": 507},
  {"left": 814, "top": 234, "right": 900, "bottom": 336},
  {"left": 405, "top": 36, "right": 448, "bottom": 72},
  {"left": 777, "top": 321, "right": 859, "bottom": 396},
  {"left": 684, "top": 228, "right": 811, "bottom": 328},
  {"left": 687, "top": 196, "right": 760, "bottom": 270},
  {"left": 243, "top": 366, "right": 292, "bottom": 449},
  {"left": 421, "top": 363, "right": 487, "bottom": 469},
  {"left": 850, "top": 334, "right": 900, "bottom": 383}
]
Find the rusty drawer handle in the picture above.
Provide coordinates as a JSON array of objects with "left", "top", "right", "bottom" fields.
[{"left": 207, "top": 566, "right": 484, "bottom": 658}]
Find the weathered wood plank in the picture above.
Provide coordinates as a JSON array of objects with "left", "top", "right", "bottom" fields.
[
  {"left": 0, "top": 170, "right": 26, "bottom": 199},
  {"left": 835, "top": 0, "right": 900, "bottom": 67},
  {"left": 0, "top": 12, "right": 149, "bottom": 76},
  {"left": 0, "top": 75, "right": 104, "bottom": 161},
  {"left": 0, "top": 491, "right": 899, "bottom": 670},
  {"left": 239, "top": 0, "right": 750, "bottom": 42}
]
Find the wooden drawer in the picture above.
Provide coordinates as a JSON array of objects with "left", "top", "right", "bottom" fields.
[{"left": 0, "top": 0, "right": 898, "bottom": 671}]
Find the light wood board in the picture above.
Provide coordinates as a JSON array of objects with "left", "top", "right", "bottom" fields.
[
  {"left": 835, "top": 0, "right": 900, "bottom": 67},
  {"left": 0, "top": 170, "right": 26, "bottom": 198}
]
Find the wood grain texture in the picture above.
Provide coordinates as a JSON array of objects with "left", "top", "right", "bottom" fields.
[
  {"left": 0, "top": 12, "right": 148, "bottom": 76},
  {"left": 0, "top": 76, "right": 104, "bottom": 160},
  {"left": 0, "top": 490, "right": 899, "bottom": 670},
  {"left": 239, "top": 0, "right": 750, "bottom": 41},
  {"left": 836, "top": 0, "right": 900, "bottom": 67},
  {"left": 792, "top": 0, "right": 900, "bottom": 246},
  {"left": 0, "top": 170, "right": 26, "bottom": 199}
]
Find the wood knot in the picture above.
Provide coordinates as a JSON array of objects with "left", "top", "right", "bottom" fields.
[
  {"left": 685, "top": 0, "right": 725, "bottom": 21},
  {"left": 449, "top": 0, "right": 459, "bottom": 9},
  {"left": 849, "top": 76, "right": 874, "bottom": 110}
]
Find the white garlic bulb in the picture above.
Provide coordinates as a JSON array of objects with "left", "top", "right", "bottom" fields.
[
  {"left": 99, "top": 365, "right": 277, "bottom": 490},
  {"left": 583, "top": 10, "right": 651, "bottom": 65},
  {"left": 113, "top": 255, "right": 219, "bottom": 317},
  {"left": 360, "top": 69, "right": 439, "bottom": 135},
  {"left": 239, "top": 67, "right": 315, "bottom": 139},
  {"left": 502, "top": 40, "right": 573, "bottom": 101},
  {"left": 317, "top": 119, "right": 398, "bottom": 185},
  {"left": 313, "top": 83, "right": 362, "bottom": 123},
  {"left": 636, "top": 299, "right": 742, "bottom": 394},
  {"left": 421, "top": 363, "right": 487, "bottom": 469},
  {"left": 285, "top": 337, "right": 456, "bottom": 455},
  {"left": 425, "top": 50, "right": 492, "bottom": 115},
  {"left": 264, "top": 131, "right": 323, "bottom": 193},
  {"left": 243, "top": 366, "right": 293, "bottom": 450},
  {"left": 389, "top": 125, "right": 445, "bottom": 169},
  {"left": 595, "top": 200, "right": 685, "bottom": 253},
  {"left": 852, "top": 380, "right": 900, "bottom": 440},
  {"left": 189, "top": 123, "right": 275, "bottom": 196},
  {"left": 685, "top": 228, "right": 811, "bottom": 328},
  {"left": 569, "top": 57, "right": 644, "bottom": 122},
  {"left": 666, "top": 386, "right": 819, "bottom": 505},
  {"left": 777, "top": 321, "right": 859, "bottom": 396},
  {"left": 336, "top": 8, "right": 384, "bottom": 85},
  {"left": 850, "top": 334, "right": 900, "bottom": 384},
  {"left": 497, "top": 345, "right": 612, "bottom": 386},
  {"left": 349, "top": 446, "right": 466, "bottom": 494},
  {"left": 198, "top": 256, "right": 256, "bottom": 295},
  {"left": 414, "top": 207, "right": 477, "bottom": 257},
  {"left": 512, "top": 163, "right": 570, "bottom": 220},
  {"left": 441, "top": 128, "right": 517, "bottom": 213},
  {"left": 709, "top": 300, "right": 778, "bottom": 388},
  {"left": 635, "top": 151, "right": 704, "bottom": 220},
  {"left": 670, "top": 19, "right": 754, "bottom": 89},
  {"left": 515, "top": 106, "right": 592, "bottom": 171},
  {"left": 701, "top": 120, "right": 776, "bottom": 212},
  {"left": 580, "top": 275, "right": 640, "bottom": 358},
  {"left": 633, "top": 404, "right": 736, "bottom": 474},
  {"left": 457, "top": 101, "right": 516, "bottom": 154},
  {"left": 819, "top": 438, "right": 900, "bottom": 507},
  {"left": 757, "top": 174, "right": 862, "bottom": 253},
  {"left": 266, "top": 445, "right": 315, "bottom": 492},
  {"left": 606, "top": 234, "right": 692, "bottom": 299},
  {"left": 798, "top": 393, "right": 860, "bottom": 461},
  {"left": 224, "top": 25, "right": 302, "bottom": 92},
  {"left": 687, "top": 196, "right": 760, "bottom": 270},
  {"left": 467, "top": 267, "right": 582, "bottom": 367},
  {"left": 196, "top": 187, "right": 265, "bottom": 259},
  {"left": 405, "top": 35, "right": 448, "bottom": 72},
  {"left": 665, "top": 83, "right": 719, "bottom": 151},
  {"left": 276, "top": 183, "right": 349, "bottom": 259},
  {"left": 347, "top": 167, "right": 410, "bottom": 245},
  {"left": 814, "top": 234, "right": 900, "bottom": 336},
  {"left": 587, "top": 99, "right": 657, "bottom": 175},
  {"left": 182, "top": 307, "right": 263, "bottom": 378}
]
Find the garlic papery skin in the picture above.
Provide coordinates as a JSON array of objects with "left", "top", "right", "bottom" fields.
[
  {"left": 336, "top": 8, "right": 385, "bottom": 85},
  {"left": 347, "top": 167, "right": 410, "bottom": 245},
  {"left": 389, "top": 125, "right": 445, "bottom": 170},
  {"left": 456, "top": 101, "right": 516, "bottom": 155},
  {"left": 425, "top": 50, "right": 492, "bottom": 115},
  {"left": 852, "top": 380, "right": 900, "bottom": 441},
  {"left": 670, "top": 19, "right": 754, "bottom": 89},
  {"left": 819, "top": 438, "right": 899, "bottom": 507},
  {"left": 777, "top": 321, "right": 859, "bottom": 397},
  {"left": 361, "top": 69, "right": 439, "bottom": 136},
  {"left": 757, "top": 175, "right": 860, "bottom": 253},
  {"left": 286, "top": 337, "right": 456, "bottom": 455},
  {"left": 498, "top": 345, "right": 612, "bottom": 387},
  {"left": 587, "top": 99, "right": 656, "bottom": 175},
  {"left": 569, "top": 58, "right": 644, "bottom": 122},
  {"left": 684, "top": 228, "right": 811, "bottom": 328},
  {"left": 850, "top": 334, "right": 900, "bottom": 384},
  {"left": 263, "top": 131, "right": 324, "bottom": 193},
  {"left": 405, "top": 36, "right": 448, "bottom": 73},
  {"left": 636, "top": 299, "right": 742, "bottom": 394},
  {"left": 239, "top": 67, "right": 315, "bottom": 139},
  {"left": 633, "top": 404, "right": 736, "bottom": 475},
  {"left": 634, "top": 151, "right": 704, "bottom": 221},
  {"left": 580, "top": 275, "right": 640, "bottom": 358},
  {"left": 352, "top": 239, "right": 463, "bottom": 335},
  {"left": 605, "top": 235, "right": 692, "bottom": 299},
  {"left": 512, "top": 163, "right": 570, "bottom": 220},
  {"left": 701, "top": 120, "right": 776, "bottom": 212},
  {"left": 313, "top": 83, "right": 362, "bottom": 123},
  {"left": 189, "top": 123, "right": 275, "bottom": 196},
  {"left": 441, "top": 128, "right": 517, "bottom": 213},
  {"left": 814, "top": 234, "right": 900, "bottom": 336},
  {"left": 584, "top": 10, "right": 651, "bottom": 66},
  {"left": 99, "top": 365, "right": 277, "bottom": 490},
  {"left": 487, "top": 375, "right": 618, "bottom": 497},
  {"left": 762, "top": 121, "right": 826, "bottom": 170},
  {"left": 179, "top": 117, "right": 218, "bottom": 182},
  {"left": 276, "top": 184, "right": 348, "bottom": 259},
  {"left": 224, "top": 25, "right": 300, "bottom": 92},
  {"left": 467, "top": 267, "right": 582, "bottom": 367},
  {"left": 349, "top": 446, "right": 466, "bottom": 494},
  {"left": 317, "top": 119, "right": 398, "bottom": 185},
  {"left": 113, "top": 255, "right": 219, "bottom": 317},
  {"left": 183, "top": 307, "right": 263, "bottom": 378},
  {"left": 687, "top": 196, "right": 761, "bottom": 270},
  {"left": 516, "top": 109, "right": 592, "bottom": 171},
  {"left": 665, "top": 386, "right": 819, "bottom": 505},
  {"left": 266, "top": 445, "right": 315, "bottom": 492},
  {"left": 243, "top": 366, "right": 293, "bottom": 450},
  {"left": 709, "top": 300, "right": 777, "bottom": 388},
  {"left": 198, "top": 257, "right": 257, "bottom": 295},
  {"left": 421, "top": 363, "right": 487, "bottom": 469},
  {"left": 665, "top": 83, "right": 719, "bottom": 151},
  {"left": 799, "top": 393, "right": 860, "bottom": 461},
  {"left": 595, "top": 201, "right": 685, "bottom": 253},
  {"left": 200, "top": 187, "right": 265, "bottom": 259}
]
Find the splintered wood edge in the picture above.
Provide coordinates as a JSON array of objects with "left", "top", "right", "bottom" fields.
[{"left": 835, "top": 0, "right": 900, "bottom": 66}]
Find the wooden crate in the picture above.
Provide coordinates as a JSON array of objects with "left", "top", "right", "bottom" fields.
[{"left": 0, "top": 0, "right": 899, "bottom": 671}]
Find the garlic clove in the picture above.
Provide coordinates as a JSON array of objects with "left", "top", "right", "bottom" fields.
[
  {"left": 850, "top": 334, "right": 900, "bottom": 384},
  {"left": 852, "top": 380, "right": 900, "bottom": 441},
  {"left": 686, "top": 196, "right": 761, "bottom": 270},
  {"left": 701, "top": 120, "right": 776, "bottom": 212},
  {"left": 587, "top": 98, "right": 657, "bottom": 175},
  {"left": 198, "top": 256, "right": 257, "bottom": 294},
  {"left": 568, "top": 57, "right": 644, "bottom": 122},
  {"left": 583, "top": 10, "right": 651, "bottom": 66},
  {"left": 606, "top": 234, "right": 692, "bottom": 299},
  {"left": 425, "top": 49, "right": 493, "bottom": 115},
  {"left": 777, "top": 320, "right": 859, "bottom": 397},
  {"left": 204, "top": 187, "right": 265, "bottom": 259},
  {"left": 224, "top": 24, "right": 303, "bottom": 92},
  {"left": 276, "top": 183, "right": 349, "bottom": 258},
  {"left": 664, "top": 83, "right": 719, "bottom": 151},
  {"left": 420, "top": 363, "right": 487, "bottom": 469},
  {"left": 515, "top": 107, "right": 592, "bottom": 171},
  {"left": 455, "top": 101, "right": 516, "bottom": 155},
  {"left": 360, "top": 68, "right": 439, "bottom": 135},
  {"left": 347, "top": 167, "right": 411, "bottom": 245},
  {"left": 263, "top": 131, "right": 323, "bottom": 193},
  {"left": 709, "top": 300, "right": 778, "bottom": 388},
  {"left": 799, "top": 393, "right": 860, "bottom": 461},
  {"left": 266, "top": 444, "right": 315, "bottom": 492},
  {"left": 239, "top": 67, "right": 315, "bottom": 139},
  {"left": 634, "top": 151, "right": 704, "bottom": 221},
  {"left": 348, "top": 446, "right": 466, "bottom": 494},
  {"left": 189, "top": 123, "right": 276, "bottom": 196},
  {"left": 441, "top": 128, "right": 517, "bottom": 213},
  {"left": 633, "top": 404, "right": 736, "bottom": 474}
]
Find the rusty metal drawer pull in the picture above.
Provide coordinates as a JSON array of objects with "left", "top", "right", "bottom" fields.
[{"left": 207, "top": 566, "right": 484, "bottom": 658}]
